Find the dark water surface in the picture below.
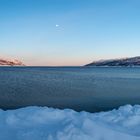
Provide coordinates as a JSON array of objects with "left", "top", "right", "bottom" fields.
[{"left": 0, "top": 66, "right": 140, "bottom": 112}]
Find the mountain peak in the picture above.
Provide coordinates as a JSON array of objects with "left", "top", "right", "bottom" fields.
[{"left": 0, "top": 58, "right": 25, "bottom": 66}]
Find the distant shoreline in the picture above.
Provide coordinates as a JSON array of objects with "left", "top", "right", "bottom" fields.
[
  {"left": 1, "top": 65, "right": 140, "bottom": 68},
  {"left": 85, "top": 56, "right": 140, "bottom": 67}
]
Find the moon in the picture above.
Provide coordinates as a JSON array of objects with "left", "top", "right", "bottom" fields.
[{"left": 55, "top": 24, "right": 59, "bottom": 27}]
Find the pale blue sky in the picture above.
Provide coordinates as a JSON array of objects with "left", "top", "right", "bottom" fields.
[{"left": 0, "top": 0, "right": 140, "bottom": 66}]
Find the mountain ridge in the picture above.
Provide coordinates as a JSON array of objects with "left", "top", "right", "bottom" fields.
[
  {"left": 85, "top": 56, "right": 140, "bottom": 67},
  {"left": 0, "top": 58, "right": 25, "bottom": 66}
]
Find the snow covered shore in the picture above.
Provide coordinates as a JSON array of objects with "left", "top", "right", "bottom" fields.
[{"left": 0, "top": 105, "right": 140, "bottom": 140}]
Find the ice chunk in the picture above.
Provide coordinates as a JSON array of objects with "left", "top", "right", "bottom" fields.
[{"left": 0, "top": 105, "right": 140, "bottom": 140}]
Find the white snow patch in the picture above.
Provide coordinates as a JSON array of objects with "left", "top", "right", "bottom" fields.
[{"left": 0, "top": 105, "right": 140, "bottom": 140}]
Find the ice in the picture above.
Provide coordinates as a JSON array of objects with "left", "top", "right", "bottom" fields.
[{"left": 0, "top": 105, "right": 140, "bottom": 140}]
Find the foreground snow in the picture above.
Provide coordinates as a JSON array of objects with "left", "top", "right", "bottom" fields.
[{"left": 0, "top": 105, "right": 140, "bottom": 140}]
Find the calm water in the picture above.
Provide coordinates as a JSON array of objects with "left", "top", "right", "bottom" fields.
[{"left": 0, "top": 66, "right": 140, "bottom": 112}]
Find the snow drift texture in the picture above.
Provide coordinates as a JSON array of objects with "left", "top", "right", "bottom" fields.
[{"left": 1, "top": 105, "right": 140, "bottom": 140}]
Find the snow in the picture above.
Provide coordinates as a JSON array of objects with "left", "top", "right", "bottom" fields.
[{"left": 0, "top": 105, "right": 140, "bottom": 140}]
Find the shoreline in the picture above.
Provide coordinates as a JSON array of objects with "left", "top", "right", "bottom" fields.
[{"left": 0, "top": 104, "right": 139, "bottom": 140}]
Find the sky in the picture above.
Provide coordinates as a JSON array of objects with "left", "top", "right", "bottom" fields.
[{"left": 0, "top": 0, "right": 140, "bottom": 66}]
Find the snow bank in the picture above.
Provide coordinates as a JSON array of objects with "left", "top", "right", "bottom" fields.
[{"left": 0, "top": 105, "right": 140, "bottom": 140}]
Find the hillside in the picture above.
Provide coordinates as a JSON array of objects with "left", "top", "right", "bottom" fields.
[
  {"left": 0, "top": 58, "right": 24, "bottom": 66},
  {"left": 86, "top": 56, "right": 140, "bottom": 66}
]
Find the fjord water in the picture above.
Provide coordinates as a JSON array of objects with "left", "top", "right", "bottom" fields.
[{"left": 0, "top": 67, "right": 140, "bottom": 112}]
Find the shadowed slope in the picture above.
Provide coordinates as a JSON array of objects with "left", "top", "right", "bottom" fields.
[{"left": 86, "top": 56, "right": 140, "bottom": 66}]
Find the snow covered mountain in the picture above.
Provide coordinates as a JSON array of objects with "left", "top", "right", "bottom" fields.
[
  {"left": 0, "top": 58, "right": 24, "bottom": 66},
  {"left": 86, "top": 56, "right": 140, "bottom": 66}
]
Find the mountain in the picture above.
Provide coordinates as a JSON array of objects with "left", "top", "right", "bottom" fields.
[
  {"left": 85, "top": 56, "right": 140, "bottom": 67},
  {"left": 0, "top": 58, "right": 25, "bottom": 66}
]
